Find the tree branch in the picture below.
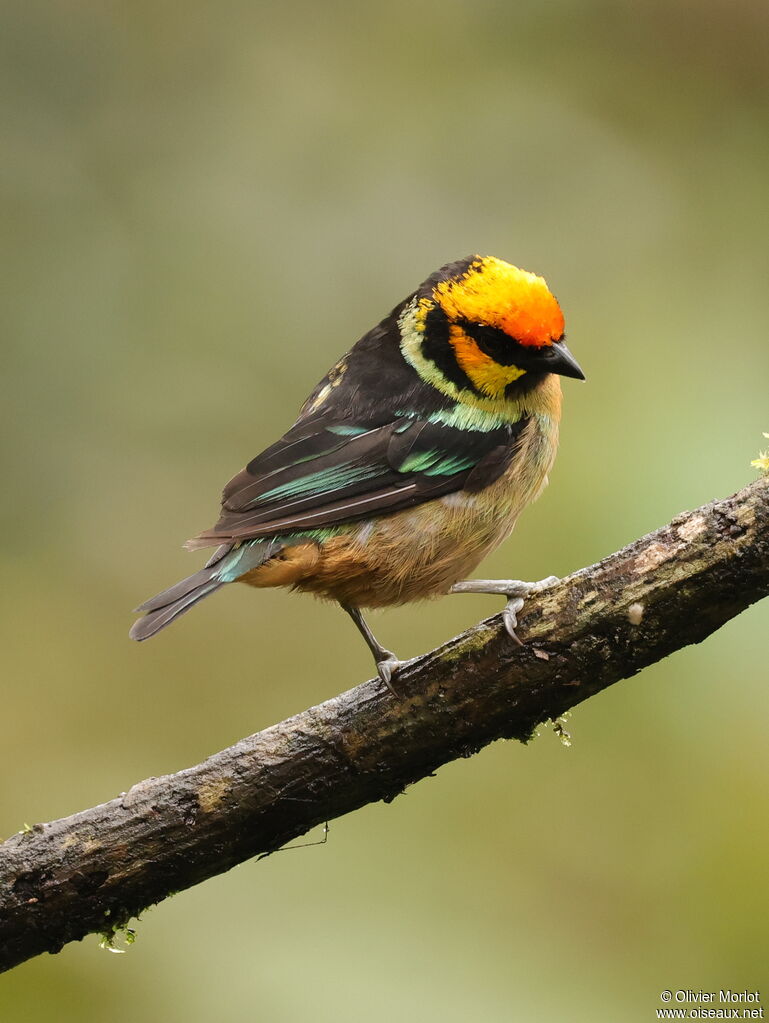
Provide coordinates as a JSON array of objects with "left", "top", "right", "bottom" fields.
[{"left": 1, "top": 477, "right": 768, "bottom": 972}]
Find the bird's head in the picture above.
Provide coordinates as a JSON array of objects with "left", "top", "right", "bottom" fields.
[{"left": 399, "top": 255, "right": 584, "bottom": 403}]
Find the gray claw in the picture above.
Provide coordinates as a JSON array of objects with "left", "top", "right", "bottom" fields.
[
  {"left": 502, "top": 596, "right": 526, "bottom": 645},
  {"left": 449, "top": 575, "right": 561, "bottom": 647},
  {"left": 376, "top": 654, "right": 404, "bottom": 697}
]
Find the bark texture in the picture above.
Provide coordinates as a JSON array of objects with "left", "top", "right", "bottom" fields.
[{"left": 1, "top": 477, "right": 768, "bottom": 973}]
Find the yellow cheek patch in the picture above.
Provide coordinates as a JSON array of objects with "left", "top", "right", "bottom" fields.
[
  {"left": 434, "top": 256, "right": 564, "bottom": 347},
  {"left": 449, "top": 325, "right": 526, "bottom": 398}
]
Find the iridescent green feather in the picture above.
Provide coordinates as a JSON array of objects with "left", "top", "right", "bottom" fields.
[{"left": 257, "top": 461, "right": 382, "bottom": 502}]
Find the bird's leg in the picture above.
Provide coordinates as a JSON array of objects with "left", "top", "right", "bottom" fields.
[
  {"left": 341, "top": 604, "right": 404, "bottom": 696},
  {"left": 449, "top": 576, "right": 560, "bottom": 645}
]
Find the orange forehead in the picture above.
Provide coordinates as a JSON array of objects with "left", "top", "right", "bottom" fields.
[{"left": 432, "top": 256, "right": 564, "bottom": 347}]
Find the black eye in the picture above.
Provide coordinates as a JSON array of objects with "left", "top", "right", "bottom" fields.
[{"left": 458, "top": 320, "right": 520, "bottom": 365}]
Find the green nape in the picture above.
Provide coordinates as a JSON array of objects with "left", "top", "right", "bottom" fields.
[{"left": 395, "top": 404, "right": 522, "bottom": 431}]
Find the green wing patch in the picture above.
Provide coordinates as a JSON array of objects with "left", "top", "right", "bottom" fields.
[{"left": 194, "top": 415, "right": 529, "bottom": 543}]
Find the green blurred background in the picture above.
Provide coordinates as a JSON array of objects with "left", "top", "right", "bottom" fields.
[{"left": 2, "top": 1, "right": 768, "bottom": 1019}]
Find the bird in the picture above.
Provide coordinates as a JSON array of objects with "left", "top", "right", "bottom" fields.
[{"left": 130, "top": 255, "right": 585, "bottom": 691}]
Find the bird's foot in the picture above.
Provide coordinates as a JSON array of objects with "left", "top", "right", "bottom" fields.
[
  {"left": 340, "top": 604, "right": 407, "bottom": 698},
  {"left": 375, "top": 652, "right": 406, "bottom": 697},
  {"left": 502, "top": 596, "right": 526, "bottom": 645},
  {"left": 449, "top": 576, "right": 560, "bottom": 644}
]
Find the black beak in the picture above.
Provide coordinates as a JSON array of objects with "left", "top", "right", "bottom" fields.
[{"left": 547, "top": 340, "right": 585, "bottom": 380}]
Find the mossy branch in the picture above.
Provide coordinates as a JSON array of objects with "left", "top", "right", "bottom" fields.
[{"left": 1, "top": 477, "right": 768, "bottom": 973}]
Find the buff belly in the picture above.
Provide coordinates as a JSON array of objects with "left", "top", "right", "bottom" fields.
[{"left": 239, "top": 413, "right": 559, "bottom": 609}]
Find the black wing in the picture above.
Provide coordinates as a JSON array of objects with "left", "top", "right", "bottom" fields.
[{"left": 192, "top": 415, "right": 529, "bottom": 544}]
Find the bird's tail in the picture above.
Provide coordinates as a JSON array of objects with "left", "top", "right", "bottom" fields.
[{"left": 129, "top": 539, "right": 280, "bottom": 641}]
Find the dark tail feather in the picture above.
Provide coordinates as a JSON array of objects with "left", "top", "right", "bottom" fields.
[
  {"left": 130, "top": 540, "right": 280, "bottom": 642},
  {"left": 129, "top": 576, "right": 224, "bottom": 641},
  {"left": 133, "top": 548, "right": 235, "bottom": 613}
]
